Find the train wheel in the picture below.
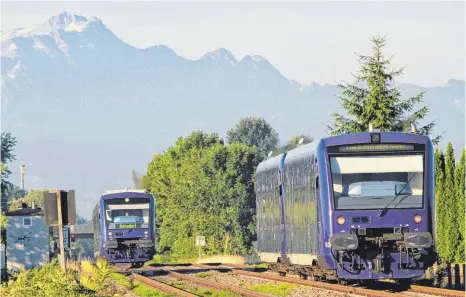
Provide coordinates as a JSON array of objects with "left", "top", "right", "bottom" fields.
[
  {"left": 397, "top": 278, "right": 412, "bottom": 290},
  {"left": 278, "top": 271, "right": 286, "bottom": 277},
  {"left": 337, "top": 278, "right": 348, "bottom": 285},
  {"left": 299, "top": 273, "right": 308, "bottom": 280}
]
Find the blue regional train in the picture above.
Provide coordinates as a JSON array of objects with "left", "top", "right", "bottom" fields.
[
  {"left": 92, "top": 189, "right": 156, "bottom": 267},
  {"left": 255, "top": 130, "right": 436, "bottom": 285}
]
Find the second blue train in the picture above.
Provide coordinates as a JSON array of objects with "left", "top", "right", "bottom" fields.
[{"left": 92, "top": 189, "right": 156, "bottom": 267}]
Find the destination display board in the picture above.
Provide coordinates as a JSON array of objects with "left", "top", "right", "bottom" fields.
[
  {"left": 119, "top": 223, "right": 136, "bottom": 229},
  {"left": 338, "top": 144, "right": 415, "bottom": 153}
]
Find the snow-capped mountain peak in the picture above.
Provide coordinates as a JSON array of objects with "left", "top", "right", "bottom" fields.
[
  {"left": 2, "top": 11, "right": 104, "bottom": 41},
  {"left": 202, "top": 48, "right": 237, "bottom": 66}
]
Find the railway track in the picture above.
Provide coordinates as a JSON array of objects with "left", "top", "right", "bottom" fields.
[
  {"left": 113, "top": 263, "right": 465, "bottom": 297},
  {"left": 193, "top": 263, "right": 465, "bottom": 297},
  {"left": 118, "top": 265, "right": 275, "bottom": 296}
]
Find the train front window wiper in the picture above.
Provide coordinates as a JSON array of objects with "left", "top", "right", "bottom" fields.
[{"left": 378, "top": 172, "right": 418, "bottom": 217}]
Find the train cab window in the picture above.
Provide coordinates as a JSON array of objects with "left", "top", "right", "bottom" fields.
[{"left": 104, "top": 197, "right": 151, "bottom": 230}]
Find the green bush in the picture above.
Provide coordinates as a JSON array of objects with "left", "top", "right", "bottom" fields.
[{"left": 4, "top": 260, "right": 90, "bottom": 297}]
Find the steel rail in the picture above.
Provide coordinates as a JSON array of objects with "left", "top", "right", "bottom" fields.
[
  {"left": 409, "top": 285, "right": 465, "bottom": 297},
  {"left": 168, "top": 270, "right": 276, "bottom": 297},
  {"left": 130, "top": 272, "right": 199, "bottom": 297},
  {"left": 198, "top": 264, "right": 466, "bottom": 297},
  {"left": 193, "top": 264, "right": 413, "bottom": 297}
]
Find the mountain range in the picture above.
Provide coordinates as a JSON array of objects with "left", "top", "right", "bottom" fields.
[{"left": 2, "top": 12, "right": 464, "bottom": 218}]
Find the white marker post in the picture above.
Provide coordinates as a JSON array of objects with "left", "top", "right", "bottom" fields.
[{"left": 195, "top": 235, "right": 205, "bottom": 263}]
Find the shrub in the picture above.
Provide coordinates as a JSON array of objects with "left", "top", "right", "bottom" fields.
[
  {"left": 3, "top": 260, "right": 90, "bottom": 297},
  {"left": 79, "top": 257, "right": 111, "bottom": 292}
]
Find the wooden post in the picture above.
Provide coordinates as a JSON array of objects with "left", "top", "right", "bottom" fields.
[{"left": 57, "top": 190, "right": 66, "bottom": 269}]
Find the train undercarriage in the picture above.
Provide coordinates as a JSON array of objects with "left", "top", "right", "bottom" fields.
[
  {"left": 266, "top": 229, "right": 435, "bottom": 288},
  {"left": 97, "top": 238, "right": 154, "bottom": 267}
]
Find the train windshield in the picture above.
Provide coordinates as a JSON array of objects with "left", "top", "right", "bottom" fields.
[
  {"left": 330, "top": 154, "right": 424, "bottom": 210},
  {"left": 104, "top": 198, "right": 150, "bottom": 229}
]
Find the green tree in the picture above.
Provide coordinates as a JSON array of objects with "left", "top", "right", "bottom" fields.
[
  {"left": 444, "top": 143, "right": 458, "bottom": 265},
  {"left": 131, "top": 169, "right": 143, "bottom": 189},
  {"left": 435, "top": 148, "right": 446, "bottom": 262},
  {"left": 328, "top": 36, "right": 437, "bottom": 142},
  {"left": 145, "top": 131, "right": 258, "bottom": 259},
  {"left": 272, "top": 134, "right": 314, "bottom": 157},
  {"left": 9, "top": 189, "right": 46, "bottom": 210},
  {"left": 226, "top": 117, "right": 279, "bottom": 160},
  {"left": 1, "top": 132, "right": 17, "bottom": 210},
  {"left": 454, "top": 149, "right": 465, "bottom": 263}
]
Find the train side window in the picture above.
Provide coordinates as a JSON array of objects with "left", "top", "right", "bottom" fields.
[
  {"left": 316, "top": 176, "right": 319, "bottom": 189},
  {"left": 98, "top": 213, "right": 100, "bottom": 220}
]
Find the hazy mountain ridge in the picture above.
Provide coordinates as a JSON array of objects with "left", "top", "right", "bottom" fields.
[{"left": 2, "top": 12, "right": 464, "bottom": 218}]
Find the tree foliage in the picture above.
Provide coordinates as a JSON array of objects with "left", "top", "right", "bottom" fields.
[
  {"left": 9, "top": 189, "right": 46, "bottom": 210},
  {"left": 454, "top": 149, "right": 465, "bottom": 263},
  {"left": 435, "top": 148, "right": 447, "bottom": 262},
  {"left": 145, "top": 131, "right": 258, "bottom": 259},
  {"left": 1, "top": 132, "right": 17, "bottom": 208},
  {"left": 443, "top": 143, "right": 457, "bottom": 264},
  {"left": 4, "top": 260, "right": 90, "bottom": 297},
  {"left": 226, "top": 117, "right": 279, "bottom": 160},
  {"left": 328, "top": 36, "right": 438, "bottom": 143},
  {"left": 272, "top": 135, "right": 314, "bottom": 157}
]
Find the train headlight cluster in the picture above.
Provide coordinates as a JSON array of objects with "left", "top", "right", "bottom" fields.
[
  {"left": 413, "top": 214, "right": 422, "bottom": 223},
  {"left": 336, "top": 216, "right": 345, "bottom": 225}
]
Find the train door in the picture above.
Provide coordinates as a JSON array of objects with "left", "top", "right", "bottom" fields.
[
  {"left": 278, "top": 168, "right": 288, "bottom": 262},
  {"left": 315, "top": 158, "right": 322, "bottom": 248}
]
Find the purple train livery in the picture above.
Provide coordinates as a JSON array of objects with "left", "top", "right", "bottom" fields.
[
  {"left": 255, "top": 131, "right": 436, "bottom": 285},
  {"left": 93, "top": 189, "right": 156, "bottom": 267}
]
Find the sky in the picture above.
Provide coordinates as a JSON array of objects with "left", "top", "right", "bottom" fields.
[{"left": 1, "top": 1, "right": 465, "bottom": 86}]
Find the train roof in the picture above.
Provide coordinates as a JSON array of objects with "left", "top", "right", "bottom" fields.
[
  {"left": 257, "top": 132, "right": 431, "bottom": 171},
  {"left": 322, "top": 131, "right": 431, "bottom": 146},
  {"left": 100, "top": 189, "right": 153, "bottom": 200},
  {"left": 102, "top": 189, "right": 148, "bottom": 195},
  {"left": 256, "top": 153, "right": 285, "bottom": 173}
]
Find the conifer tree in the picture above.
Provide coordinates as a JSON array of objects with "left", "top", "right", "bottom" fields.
[
  {"left": 435, "top": 148, "right": 447, "bottom": 261},
  {"left": 454, "top": 149, "right": 465, "bottom": 264},
  {"left": 441, "top": 143, "right": 458, "bottom": 288},
  {"left": 329, "top": 35, "right": 438, "bottom": 143}
]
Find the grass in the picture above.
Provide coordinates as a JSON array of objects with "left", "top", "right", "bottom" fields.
[
  {"left": 195, "top": 271, "right": 216, "bottom": 278},
  {"left": 248, "top": 282, "right": 297, "bottom": 296},
  {"left": 132, "top": 280, "right": 176, "bottom": 297},
  {"left": 167, "top": 280, "right": 241, "bottom": 297},
  {"left": 108, "top": 272, "right": 134, "bottom": 290}
]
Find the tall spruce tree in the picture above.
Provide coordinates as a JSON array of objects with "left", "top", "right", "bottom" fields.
[
  {"left": 435, "top": 148, "right": 447, "bottom": 262},
  {"left": 454, "top": 149, "right": 465, "bottom": 263},
  {"left": 329, "top": 36, "right": 438, "bottom": 142},
  {"left": 444, "top": 143, "right": 457, "bottom": 265}
]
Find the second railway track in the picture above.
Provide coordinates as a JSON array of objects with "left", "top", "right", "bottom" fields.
[{"left": 193, "top": 263, "right": 465, "bottom": 297}]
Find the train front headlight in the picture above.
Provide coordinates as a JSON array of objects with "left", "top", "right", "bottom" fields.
[
  {"left": 336, "top": 216, "right": 345, "bottom": 225},
  {"left": 413, "top": 214, "right": 422, "bottom": 223},
  {"left": 108, "top": 232, "right": 112, "bottom": 236},
  {"left": 144, "top": 231, "right": 148, "bottom": 234}
]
